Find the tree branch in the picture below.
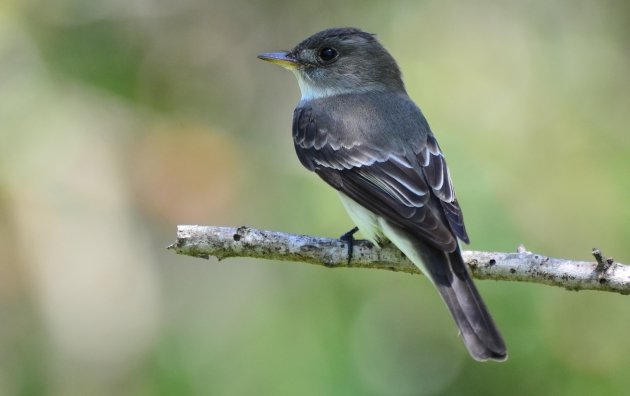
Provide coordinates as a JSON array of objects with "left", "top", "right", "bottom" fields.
[{"left": 168, "top": 225, "right": 630, "bottom": 295}]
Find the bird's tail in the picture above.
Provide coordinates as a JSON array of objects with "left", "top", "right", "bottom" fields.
[
  {"left": 419, "top": 242, "right": 507, "bottom": 361},
  {"left": 381, "top": 221, "right": 507, "bottom": 361}
]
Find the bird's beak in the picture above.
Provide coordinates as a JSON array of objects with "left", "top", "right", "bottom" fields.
[{"left": 257, "top": 51, "right": 299, "bottom": 70}]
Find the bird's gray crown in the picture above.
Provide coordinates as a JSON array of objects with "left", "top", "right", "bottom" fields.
[
  {"left": 286, "top": 27, "right": 406, "bottom": 100},
  {"left": 290, "top": 27, "right": 376, "bottom": 54}
]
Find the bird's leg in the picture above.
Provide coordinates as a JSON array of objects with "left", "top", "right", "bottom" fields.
[{"left": 339, "top": 226, "right": 359, "bottom": 264}]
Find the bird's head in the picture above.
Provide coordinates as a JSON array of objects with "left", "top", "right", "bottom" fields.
[{"left": 258, "top": 27, "right": 405, "bottom": 100}]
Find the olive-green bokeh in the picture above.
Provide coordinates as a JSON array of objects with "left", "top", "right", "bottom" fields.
[{"left": 1, "top": 0, "right": 629, "bottom": 395}]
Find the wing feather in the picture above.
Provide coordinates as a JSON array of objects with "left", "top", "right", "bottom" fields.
[{"left": 293, "top": 99, "right": 469, "bottom": 249}]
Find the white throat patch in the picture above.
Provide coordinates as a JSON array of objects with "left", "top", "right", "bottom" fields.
[{"left": 292, "top": 69, "right": 341, "bottom": 101}]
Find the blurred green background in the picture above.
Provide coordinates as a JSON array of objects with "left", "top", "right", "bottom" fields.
[{"left": 1, "top": 0, "right": 629, "bottom": 395}]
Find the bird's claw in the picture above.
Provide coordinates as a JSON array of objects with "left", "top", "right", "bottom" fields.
[{"left": 339, "top": 226, "right": 359, "bottom": 265}]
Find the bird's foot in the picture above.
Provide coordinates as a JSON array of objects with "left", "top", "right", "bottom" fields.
[{"left": 339, "top": 226, "right": 359, "bottom": 265}]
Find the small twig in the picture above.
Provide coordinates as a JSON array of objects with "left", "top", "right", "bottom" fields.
[
  {"left": 593, "top": 248, "right": 605, "bottom": 270},
  {"left": 169, "top": 225, "right": 630, "bottom": 295},
  {"left": 593, "top": 248, "right": 614, "bottom": 273}
]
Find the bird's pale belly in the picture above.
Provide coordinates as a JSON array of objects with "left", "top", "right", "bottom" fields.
[{"left": 338, "top": 191, "right": 435, "bottom": 285}]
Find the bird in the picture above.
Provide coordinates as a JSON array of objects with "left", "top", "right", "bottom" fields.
[{"left": 258, "top": 27, "right": 507, "bottom": 361}]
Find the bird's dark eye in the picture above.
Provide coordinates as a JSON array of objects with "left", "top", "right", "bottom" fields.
[{"left": 318, "top": 47, "right": 338, "bottom": 62}]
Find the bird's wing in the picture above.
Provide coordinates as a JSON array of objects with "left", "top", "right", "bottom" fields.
[
  {"left": 293, "top": 103, "right": 469, "bottom": 252},
  {"left": 293, "top": 97, "right": 506, "bottom": 362}
]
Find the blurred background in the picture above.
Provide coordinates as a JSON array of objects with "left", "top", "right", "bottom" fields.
[{"left": 1, "top": 0, "right": 629, "bottom": 395}]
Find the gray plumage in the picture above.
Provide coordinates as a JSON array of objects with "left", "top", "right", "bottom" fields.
[{"left": 259, "top": 27, "right": 507, "bottom": 361}]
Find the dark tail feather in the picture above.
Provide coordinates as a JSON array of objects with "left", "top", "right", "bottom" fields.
[{"left": 420, "top": 243, "right": 507, "bottom": 361}]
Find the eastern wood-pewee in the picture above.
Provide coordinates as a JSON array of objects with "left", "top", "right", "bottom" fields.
[{"left": 258, "top": 27, "right": 507, "bottom": 362}]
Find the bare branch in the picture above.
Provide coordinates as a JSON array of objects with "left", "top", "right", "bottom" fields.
[{"left": 168, "top": 225, "right": 630, "bottom": 295}]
